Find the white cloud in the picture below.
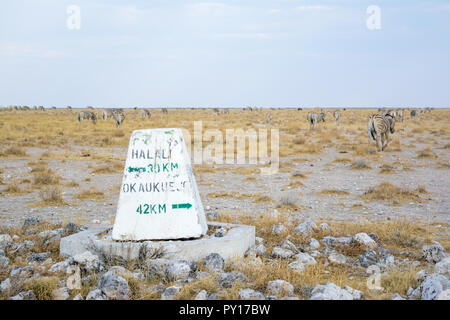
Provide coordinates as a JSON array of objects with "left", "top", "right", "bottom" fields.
[
  {"left": 296, "top": 5, "right": 332, "bottom": 11},
  {"left": 186, "top": 2, "right": 234, "bottom": 15}
]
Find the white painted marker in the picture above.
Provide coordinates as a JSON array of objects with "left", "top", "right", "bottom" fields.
[{"left": 112, "top": 128, "right": 208, "bottom": 241}]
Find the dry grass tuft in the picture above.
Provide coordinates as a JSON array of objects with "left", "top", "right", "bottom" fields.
[
  {"left": 362, "top": 182, "right": 428, "bottom": 205},
  {"left": 351, "top": 159, "right": 371, "bottom": 170},
  {"left": 76, "top": 187, "right": 105, "bottom": 200},
  {"left": 417, "top": 147, "right": 438, "bottom": 159},
  {"left": 38, "top": 186, "right": 65, "bottom": 205}
]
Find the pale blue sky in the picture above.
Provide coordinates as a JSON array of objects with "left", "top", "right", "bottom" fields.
[{"left": 0, "top": 0, "right": 449, "bottom": 108}]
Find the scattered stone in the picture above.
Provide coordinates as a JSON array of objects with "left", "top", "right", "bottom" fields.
[
  {"left": 280, "top": 239, "right": 299, "bottom": 253},
  {"left": 343, "top": 286, "right": 363, "bottom": 300},
  {"left": 204, "top": 253, "right": 225, "bottom": 273},
  {"left": 86, "top": 289, "right": 107, "bottom": 300},
  {"left": 239, "top": 288, "right": 265, "bottom": 300},
  {"left": 218, "top": 272, "right": 247, "bottom": 288},
  {"left": 0, "top": 278, "right": 12, "bottom": 295},
  {"left": 254, "top": 244, "right": 267, "bottom": 256},
  {"left": 49, "top": 258, "right": 74, "bottom": 274},
  {"left": 22, "top": 216, "right": 42, "bottom": 229},
  {"left": 161, "top": 286, "right": 182, "bottom": 300},
  {"left": 420, "top": 274, "right": 450, "bottom": 300},
  {"left": 0, "top": 234, "right": 12, "bottom": 244},
  {"left": 98, "top": 273, "right": 130, "bottom": 300},
  {"left": 318, "top": 223, "right": 331, "bottom": 233},
  {"left": 415, "top": 270, "right": 428, "bottom": 283},
  {"left": 437, "top": 290, "right": 450, "bottom": 300},
  {"left": 10, "top": 290, "right": 37, "bottom": 300},
  {"left": 73, "top": 251, "right": 103, "bottom": 273},
  {"left": 145, "top": 258, "right": 169, "bottom": 278},
  {"left": 266, "top": 280, "right": 294, "bottom": 297},
  {"left": 52, "top": 287, "right": 70, "bottom": 300},
  {"left": 294, "top": 252, "right": 316, "bottom": 265},
  {"left": 195, "top": 271, "right": 211, "bottom": 280},
  {"left": 378, "top": 248, "right": 392, "bottom": 257},
  {"left": 378, "top": 255, "right": 395, "bottom": 269},
  {"left": 206, "top": 211, "right": 219, "bottom": 220},
  {"left": 310, "top": 282, "right": 354, "bottom": 300},
  {"left": 391, "top": 293, "right": 405, "bottom": 300},
  {"left": 165, "top": 259, "right": 196, "bottom": 280},
  {"left": 422, "top": 243, "right": 445, "bottom": 263},
  {"left": 310, "top": 238, "right": 320, "bottom": 250},
  {"left": 10, "top": 266, "right": 38, "bottom": 280},
  {"left": 328, "top": 251, "right": 348, "bottom": 264},
  {"left": 214, "top": 227, "right": 227, "bottom": 238},
  {"left": 356, "top": 250, "right": 379, "bottom": 268},
  {"left": 64, "top": 222, "right": 80, "bottom": 235},
  {"left": 0, "top": 256, "right": 10, "bottom": 267},
  {"left": 38, "top": 230, "right": 62, "bottom": 247},
  {"left": 352, "top": 233, "right": 378, "bottom": 250},
  {"left": 434, "top": 257, "right": 450, "bottom": 277},
  {"left": 27, "top": 252, "right": 51, "bottom": 263},
  {"left": 294, "top": 220, "right": 317, "bottom": 237},
  {"left": 73, "top": 293, "right": 83, "bottom": 300},
  {"left": 272, "top": 224, "right": 287, "bottom": 235},
  {"left": 272, "top": 247, "right": 294, "bottom": 259},
  {"left": 288, "top": 261, "right": 306, "bottom": 272},
  {"left": 195, "top": 290, "right": 208, "bottom": 300},
  {"left": 255, "top": 237, "right": 264, "bottom": 245},
  {"left": 322, "top": 236, "right": 352, "bottom": 247}
]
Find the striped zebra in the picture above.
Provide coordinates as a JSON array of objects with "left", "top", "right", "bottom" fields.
[
  {"left": 367, "top": 114, "right": 395, "bottom": 151},
  {"left": 333, "top": 110, "right": 341, "bottom": 125},
  {"left": 141, "top": 109, "right": 151, "bottom": 119},
  {"left": 112, "top": 110, "right": 125, "bottom": 128},
  {"left": 267, "top": 112, "right": 272, "bottom": 125},
  {"left": 102, "top": 109, "right": 114, "bottom": 120},
  {"left": 161, "top": 108, "right": 168, "bottom": 114},
  {"left": 307, "top": 112, "right": 324, "bottom": 129},
  {"left": 410, "top": 110, "right": 418, "bottom": 118},
  {"left": 78, "top": 111, "right": 97, "bottom": 124}
]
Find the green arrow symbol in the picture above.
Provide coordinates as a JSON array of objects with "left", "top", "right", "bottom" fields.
[{"left": 172, "top": 203, "right": 192, "bottom": 209}]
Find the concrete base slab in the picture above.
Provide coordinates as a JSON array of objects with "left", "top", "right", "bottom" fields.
[{"left": 60, "top": 222, "right": 255, "bottom": 262}]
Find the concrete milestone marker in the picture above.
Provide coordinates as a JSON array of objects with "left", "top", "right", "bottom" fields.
[{"left": 112, "top": 128, "right": 208, "bottom": 241}]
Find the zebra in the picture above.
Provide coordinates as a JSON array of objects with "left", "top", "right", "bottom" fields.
[
  {"left": 367, "top": 114, "right": 395, "bottom": 151},
  {"left": 78, "top": 111, "right": 97, "bottom": 124},
  {"left": 267, "top": 113, "right": 272, "bottom": 125},
  {"left": 333, "top": 110, "right": 341, "bottom": 125},
  {"left": 141, "top": 109, "right": 151, "bottom": 119},
  {"left": 161, "top": 108, "right": 168, "bottom": 114},
  {"left": 410, "top": 110, "right": 418, "bottom": 118},
  {"left": 307, "top": 112, "right": 324, "bottom": 129},
  {"left": 393, "top": 109, "right": 404, "bottom": 122},
  {"left": 112, "top": 111, "right": 125, "bottom": 128},
  {"left": 102, "top": 109, "right": 114, "bottom": 120}
]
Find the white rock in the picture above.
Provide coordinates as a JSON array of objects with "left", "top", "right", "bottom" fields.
[
  {"left": 328, "top": 251, "right": 348, "bottom": 264},
  {"left": 0, "top": 278, "right": 12, "bottom": 295},
  {"left": 272, "top": 224, "right": 287, "bottom": 235},
  {"left": 437, "top": 289, "right": 450, "bottom": 300},
  {"left": 352, "top": 233, "right": 377, "bottom": 250},
  {"left": 294, "top": 220, "right": 317, "bottom": 237},
  {"left": 73, "top": 293, "right": 83, "bottom": 300},
  {"left": 0, "top": 234, "right": 12, "bottom": 244},
  {"left": 344, "top": 285, "right": 363, "bottom": 300},
  {"left": 422, "top": 243, "right": 445, "bottom": 263},
  {"left": 194, "top": 290, "right": 208, "bottom": 300},
  {"left": 266, "top": 280, "right": 294, "bottom": 297},
  {"left": 288, "top": 261, "right": 306, "bottom": 272},
  {"left": 86, "top": 289, "right": 107, "bottom": 300},
  {"left": 294, "top": 252, "right": 316, "bottom": 265},
  {"left": 318, "top": 223, "right": 331, "bottom": 233},
  {"left": 310, "top": 238, "right": 320, "bottom": 250},
  {"left": 420, "top": 274, "right": 450, "bottom": 300},
  {"left": 271, "top": 247, "right": 294, "bottom": 259},
  {"left": 52, "top": 287, "right": 70, "bottom": 300},
  {"left": 310, "top": 282, "right": 354, "bottom": 300},
  {"left": 161, "top": 286, "right": 182, "bottom": 300},
  {"left": 73, "top": 251, "right": 102, "bottom": 273},
  {"left": 434, "top": 257, "right": 450, "bottom": 277},
  {"left": 238, "top": 288, "right": 265, "bottom": 300}
]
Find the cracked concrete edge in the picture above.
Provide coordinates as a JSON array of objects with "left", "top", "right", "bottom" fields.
[{"left": 60, "top": 222, "right": 255, "bottom": 262}]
